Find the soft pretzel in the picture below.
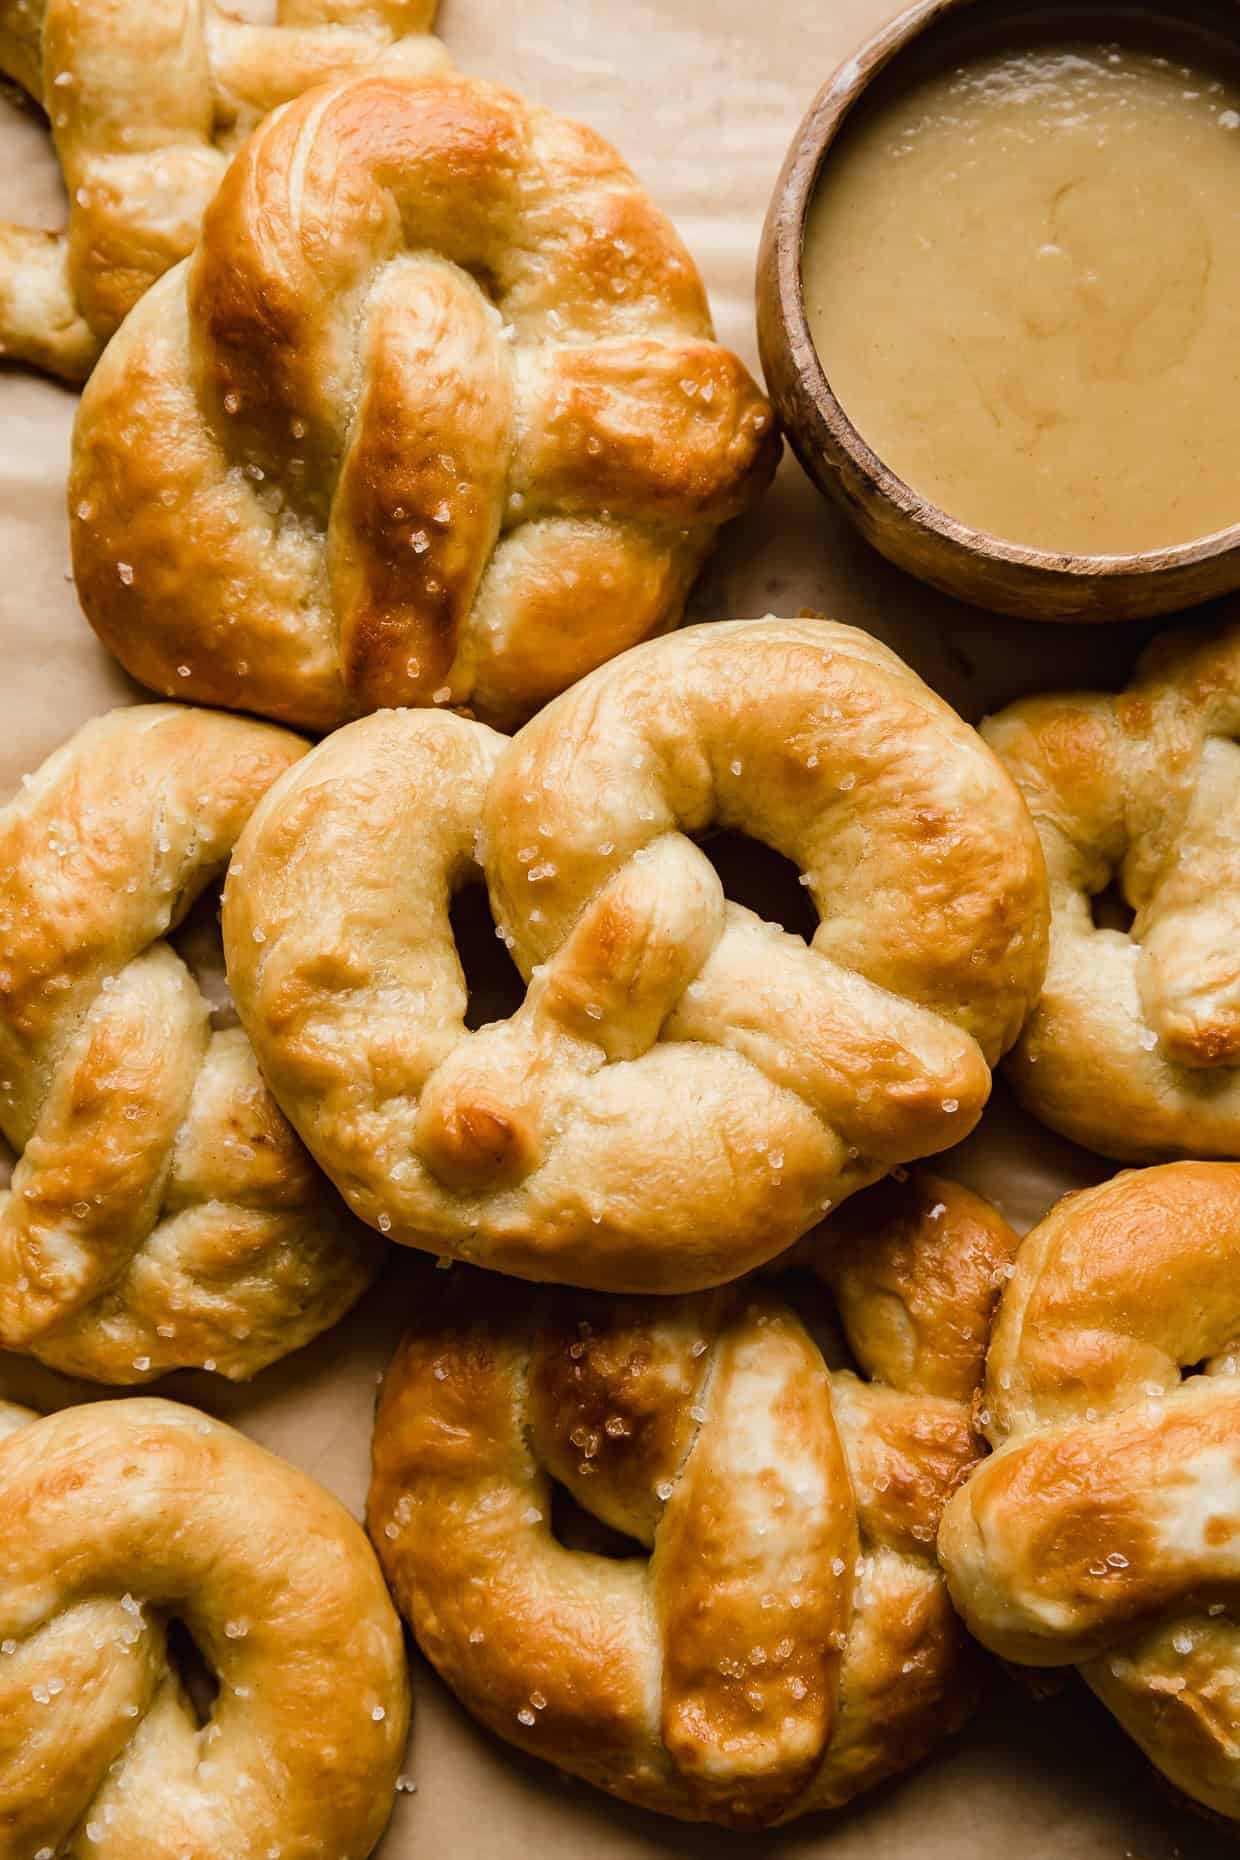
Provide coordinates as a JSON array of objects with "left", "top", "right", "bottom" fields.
[
  {"left": 0, "top": 703, "right": 381, "bottom": 1383},
  {"left": 0, "top": 1399, "right": 37, "bottom": 1440},
  {"left": 939, "top": 1161, "right": 1240, "bottom": 1821},
  {"left": 223, "top": 617, "right": 1048, "bottom": 1291},
  {"left": 368, "top": 1170, "right": 1017, "bottom": 1826},
  {"left": 68, "top": 69, "right": 778, "bottom": 732},
  {"left": 0, "top": 1395, "right": 410, "bottom": 1857},
  {"left": 0, "top": 0, "right": 445, "bottom": 378},
  {"left": 984, "top": 619, "right": 1240, "bottom": 1160}
]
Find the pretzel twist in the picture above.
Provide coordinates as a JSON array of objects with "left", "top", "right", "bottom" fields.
[
  {"left": 940, "top": 1162, "right": 1240, "bottom": 1821},
  {"left": 69, "top": 70, "right": 778, "bottom": 731},
  {"left": 223, "top": 618, "right": 1048, "bottom": 1291},
  {"left": 0, "top": 704, "right": 381, "bottom": 1383},
  {"left": 369, "top": 1171, "right": 1017, "bottom": 1826},
  {"left": 0, "top": 0, "right": 445, "bottom": 378},
  {"left": 0, "top": 1396, "right": 410, "bottom": 1858},
  {"left": 984, "top": 619, "right": 1240, "bottom": 1160}
]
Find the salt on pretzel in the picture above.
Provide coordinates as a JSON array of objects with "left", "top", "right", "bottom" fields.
[
  {"left": 369, "top": 1170, "right": 1018, "bottom": 1826},
  {"left": 0, "top": 0, "right": 445, "bottom": 378},
  {"left": 984, "top": 619, "right": 1240, "bottom": 1160},
  {"left": 939, "top": 1162, "right": 1240, "bottom": 1821},
  {"left": 0, "top": 1396, "right": 410, "bottom": 1858},
  {"left": 223, "top": 617, "right": 1048, "bottom": 1291},
  {"left": 69, "top": 69, "right": 778, "bottom": 732},
  {"left": 0, "top": 703, "right": 381, "bottom": 1382}
]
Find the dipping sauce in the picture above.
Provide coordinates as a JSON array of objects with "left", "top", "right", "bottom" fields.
[{"left": 804, "top": 42, "right": 1240, "bottom": 555}]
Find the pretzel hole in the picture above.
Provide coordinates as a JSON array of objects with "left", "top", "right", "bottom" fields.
[
  {"left": 549, "top": 1479, "right": 645, "bottom": 1561},
  {"left": 169, "top": 886, "right": 238, "bottom": 1029},
  {"left": 462, "top": 260, "right": 503, "bottom": 305},
  {"left": 698, "top": 830, "right": 818, "bottom": 943},
  {"left": 164, "top": 1616, "right": 220, "bottom": 1727},
  {"left": 777, "top": 1269, "right": 858, "bottom": 1375},
  {"left": 1089, "top": 880, "right": 1136, "bottom": 937},
  {"left": 448, "top": 884, "right": 525, "bottom": 1030},
  {"left": 0, "top": 71, "right": 48, "bottom": 136}
]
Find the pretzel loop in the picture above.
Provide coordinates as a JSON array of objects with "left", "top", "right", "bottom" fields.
[
  {"left": 0, "top": 0, "right": 445, "bottom": 377},
  {"left": 985, "top": 618, "right": 1240, "bottom": 1158},
  {"left": 0, "top": 705, "right": 380, "bottom": 1382},
  {"left": 0, "top": 1398, "right": 409, "bottom": 1858},
  {"left": 69, "top": 71, "right": 778, "bottom": 729},
  {"left": 939, "top": 1162, "right": 1240, "bottom": 1820},
  {"left": 224, "top": 619, "right": 1047, "bottom": 1291},
  {"left": 369, "top": 1172, "right": 1017, "bottom": 1825}
]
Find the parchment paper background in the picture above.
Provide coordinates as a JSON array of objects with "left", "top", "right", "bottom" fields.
[{"left": 0, "top": 0, "right": 1227, "bottom": 1852}]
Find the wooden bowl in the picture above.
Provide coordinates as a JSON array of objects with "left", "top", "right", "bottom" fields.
[{"left": 757, "top": 0, "right": 1240, "bottom": 623}]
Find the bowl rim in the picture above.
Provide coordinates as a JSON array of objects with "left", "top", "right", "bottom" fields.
[{"left": 766, "top": 0, "right": 1240, "bottom": 585}]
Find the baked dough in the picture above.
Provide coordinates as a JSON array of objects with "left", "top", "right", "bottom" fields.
[
  {"left": 369, "top": 1169, "right": 1017, "bottom": 1826},
  {"left": 984, "top": 619, "right": 1240, "bottom": 1160},
  {"left": 0, "top": 0, "right": 445, "bottom": 378},
  {"left": 0, "top": 1396, "right": 410, "bottom": 1857},
  {"left": 68, "top": 70, "right": 779, "bottom": 732},
  {"left": 939, "top": 1161, "right": 1240, "bottom": 1822},
  {"left": 223, "top": 617, "right": 1048, "bottom": 1290},
  {"left": 0, "top": 704, "right": 381, "bottom": 1382}
]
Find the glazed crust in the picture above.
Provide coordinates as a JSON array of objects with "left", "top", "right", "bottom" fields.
[
  {"left": 368, "top": 1169, "right": 1017, "bottom": 1826},
  {"left": 68, "top": 69, "right": 778, "bottom": 731},
  {"left": 223, "top": 616, "right": 1048, "bottom": 1290},
  {"left": 0, "top": 1396, "right": 410, "bottom": 1858},
  {"left": 938, "top": 1161, "right": 1240, "bottom": 1821},
  {"left": 984, "top": 618, "right": 1240, "bottom": 1160},
  {"left": 0, "top": 0, "right": 445, "bottom": 378},
  {"left": 0, "top": 704, "right": 382, "bottom": 1382}
]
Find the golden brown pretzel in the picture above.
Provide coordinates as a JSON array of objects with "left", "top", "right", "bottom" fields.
[
  {"left": 984, "top": 619, "right": 1240, "bottom": 1160},
  {"left": 223, "top": 617, "right": 1048, "bottom": 1291},
  {"left": 0, "top": 703, "right": 381, "bottom": 1382},
  {"left": 0, "top": 0, "right": 445, "bottom": 378},
  {"left": 939, "top": 1162, "right": 1240, "bottom": 1820},
  {"left": 0, "top": 1395, "right": 410, "bottom": 1858},
  {"left": 369, "top": 1171, "right": 1017, "bottom": 1827},
  {"left": 0, "top": 1398, "right": 37, "bottom": 1440},
  {"left": 68, "top": 69, "right": 778, "bottom": 732}
]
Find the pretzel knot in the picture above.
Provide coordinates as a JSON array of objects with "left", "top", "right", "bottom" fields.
[
  {"left": 0, "top": 0, "right": 446, "bottom": 378},
  {"left": 984, "top": 618, "right": 1240, "bottom": 1160},
  {"left": 0, "top": 1397, "right": 410, "bottom": 1858},
  {"left": 223, "top": 618, "right": 1048, "bottom": 1291},
  {"left": 939, "top": 1162, "right": 1240, "bottom": 1821},
  {"left": 369, "top": 1172, "right": 1017, "bottom": 1826},
  {"left": 68, "top": 70, "right": 779, "bottom": 732},
  {"left": 0, "top": 704, "right": 381, "bottom": 1383}
]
